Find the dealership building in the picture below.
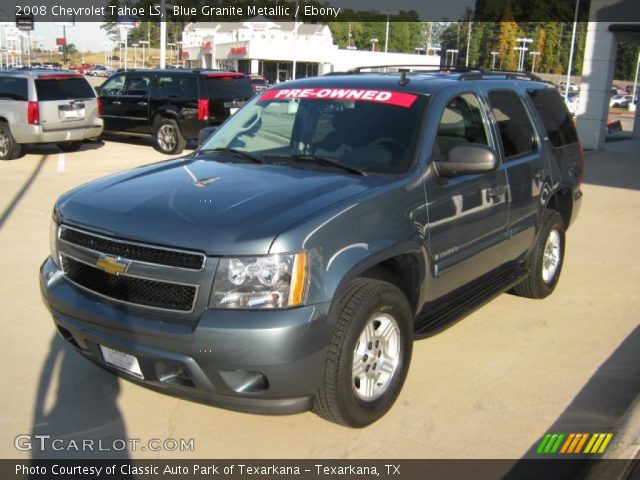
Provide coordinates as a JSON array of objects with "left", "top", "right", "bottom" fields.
[{"left": 181, "top": 20, "right": 440, "bottom": 83}]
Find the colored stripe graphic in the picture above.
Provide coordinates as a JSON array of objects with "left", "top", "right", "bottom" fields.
[
  {"left": 537, "top": 433, "right": 565, "bottom": 454},
  {"left": 539, "top": 433, "right": 613, "bottom": 454},
  {"left": 584, "top": 433, "right": 614, "bottom": 454}
]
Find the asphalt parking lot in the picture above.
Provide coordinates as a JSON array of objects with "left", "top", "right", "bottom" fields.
[{"left": 0, "top": 136, "right": 639, "bottom": 463}]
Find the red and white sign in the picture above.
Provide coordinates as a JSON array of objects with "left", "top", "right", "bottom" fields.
[
  {"left": 260, "top": 88, "right": 418, "bottom": 108},
  {"left": 229, "top": 46, "right": 248, "bottom": 56}
]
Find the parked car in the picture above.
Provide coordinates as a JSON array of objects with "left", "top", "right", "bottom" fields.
[
  {"left": 247, "top": 74, "right": 269, "bottom": 94},
  {"left": 87, "top": 65, "right": 107, "bottom": 76},
  {"left": 0, "top": 70, "right": 103, "bottom": 159},
  {"left": 76, "top": 63, "right": 94, "bottom": 75},
  {"left": 97, "top": 68, "right": 254, "bottom": 154},
  {"left": 41, "top": 69, "right": 583, "bottom": 426},
  {"left": 609, "top": 94, "right": 632, "bottom": 108},
  {"left": 565, "top": 92, "right": 580, "bottom": 115}
]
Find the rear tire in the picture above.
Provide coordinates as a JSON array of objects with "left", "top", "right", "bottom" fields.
[
  {"left": 512, "top": 210, "right": 566, "bottom": 299},
  {"left": 154, "top": 118, "right": 186, "bottom": 155},
  {"left": 57, "top": 141, "right": 82, "bottom": 152},
  {"left": 0, "top": 122, "right": 22, "bottom": 160},
  {"left": 313, "top": 278, "right": 413, "bottom": 427}
]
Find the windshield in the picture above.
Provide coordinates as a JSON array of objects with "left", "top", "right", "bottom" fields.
[{"left": 201, "top": 87, "right": 427, "bottom": 175}]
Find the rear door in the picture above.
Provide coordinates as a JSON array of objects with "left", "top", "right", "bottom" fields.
[
  {"left": 485, "top": 89, "right": 551, "bottom": 262},
  {"left": 34, "top": 74, "right": 99, "bottom": 132},
  {"left": 203, "top": 73, "right": 254, "bottom": 125}
]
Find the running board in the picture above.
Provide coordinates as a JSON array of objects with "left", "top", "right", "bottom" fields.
[{"left": 414, "top": 263, "right": 529, "bottom": 338}]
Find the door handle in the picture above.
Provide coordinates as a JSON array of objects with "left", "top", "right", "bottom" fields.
[
  {"left": 112, "top": 101, "right": 121, "bottom": 105},
  {"left": 533, "top": 169, "right": 550, "bottom": 181},
  {"left": 137, "top": 101, "right": 148, "bottom": 106},
  {"left": 486, "top": 185, "right": 507, "bottom": 201}
]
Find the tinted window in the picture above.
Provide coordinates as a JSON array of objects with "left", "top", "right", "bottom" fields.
[
  {"left": 100, "top": 73, "right": 125, "bottom": 96},
  {"left": 528, "top": 88, "right": 578, "bottom": 147},
  {"left": 0, "top": 77, "right": 28, "bottom": 101},
  {"left": 156, "top": 75, "right": 198, "bottom": 99},
  {"left": 435, "top": 93, "right": 489, "bottom": 161},
  {"left": 35, "top": 78, "right": 95, "bottom": 101},
  {"left": 488, "top": 90, "right": 537, "bottom": 159},
  {"left": 204, "top": 76, "right": 254, "bottom": 99},
  {"left": 124, "top": 75, "right": 151, "bottom": 97},
  {"left": 205, "top": 94, "right": 427, "bottom": 175}
]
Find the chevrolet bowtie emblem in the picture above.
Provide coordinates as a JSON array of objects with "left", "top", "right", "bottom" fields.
[{"left": 96, "top": 256, "right": 129, "bottom": 275}]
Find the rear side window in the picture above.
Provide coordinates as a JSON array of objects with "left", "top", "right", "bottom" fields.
[
  {"left": 488, "top": 90, "right": 537, "bottom": 159},
  {"left": 35, "top": 78, "right": 95, "bottom": 101},
  {"left": 204, "top": 76, "right": 254, "bottom": 99},
  {"left": 156, "top": 75, "right": 198, "bottom": 99},
  {"left": 528, "top": 88, "right": 578, "bottom": 147},
  {"left": 0, "top": 77, "right": 28, "bottom": 101}
]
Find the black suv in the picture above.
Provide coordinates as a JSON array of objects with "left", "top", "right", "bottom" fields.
[
  {"left": 98, "top": 69, "right": 254, "bottom": 154},
  {"left": 42, "top": 69, "right": 583, "bottom": 427}
]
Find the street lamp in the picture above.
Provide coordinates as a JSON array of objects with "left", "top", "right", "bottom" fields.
[
  {"left": 529, "top": 51, "right": 540, "bottom": 73},
  {"left": 490, "top": 51, "right": 499, "bottom": 70},
  {"left": 139, "top": 40, "right": 149, "bottom": 68},
  {"left": 168, "top": 42, "right": 175, "bottom": 66},
  {"left": 515, "top": 38, "right": 533, "bottom": 71},
  {"left": 371, "top": 38, "right": 378, "bottom": 52},
  {"left": 445, "top": 49, "right": 459, "bottom": 67}
]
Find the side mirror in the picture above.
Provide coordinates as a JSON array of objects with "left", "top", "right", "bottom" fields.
[
  {"left": 197, "top": 126, "right": 218, "bottom": 147},
  {"left": 436, "top": 144, "right": 499, "bottom": 177}
]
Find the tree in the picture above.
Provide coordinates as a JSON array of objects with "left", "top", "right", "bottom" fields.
[{"left": 496, "top": 7, "right": 519, "bottom": 70}]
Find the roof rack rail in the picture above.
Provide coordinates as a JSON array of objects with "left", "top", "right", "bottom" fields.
[
  {"left": 348, "top": 64, "right": 445, "bottom": 73},
  {"left": 347, "top": 65, "right": 542, "bottom": 81}
]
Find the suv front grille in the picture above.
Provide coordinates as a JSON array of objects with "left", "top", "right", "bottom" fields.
[
  {"left": 60, "top": 227, "right": 204, "bottom": 270},
  {"left": 61, "top": 255, "right": 197, "bottom": 312}
]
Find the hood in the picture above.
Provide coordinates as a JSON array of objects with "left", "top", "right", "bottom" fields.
[{"left": 57, "top": 157, "right": 378, "bottom": 255}]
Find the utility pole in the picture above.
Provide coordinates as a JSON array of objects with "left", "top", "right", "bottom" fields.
[
  {"left": 465, "top": 21, "right": 472, "bottom": 67},
  {"left": 564, "top": 0, "right": 580, "bottom": 101},
  {"left": 384, "top": 13, "right": 390, "bottom": 53},
  {"left": 63, "top": 26, "right": 67, "bottom": 65}
]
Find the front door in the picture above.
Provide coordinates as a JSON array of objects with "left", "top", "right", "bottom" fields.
[
  {"left": 99, "top": 72, "right": 126, "bottom": 131},
  {"left": 424, "top": 92, "right": 509, "bottom": 300},
  {"left": 120, "top": 72, "right": 152, "bottom": 134}
]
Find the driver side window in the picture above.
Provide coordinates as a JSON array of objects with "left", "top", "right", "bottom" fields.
[
  {"left": 434, "top": 93, "right": 489, "bottom": 161},
  {"left": 100, "top": 74, "right": 125, "bottom": 96}
]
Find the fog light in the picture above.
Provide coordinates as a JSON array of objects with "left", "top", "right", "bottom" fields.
[
  {"left": 155, "top": 362, "right": 194, "bottom": 387},
  {"left": 220, "top": 370, "right": 269, "bottom": 394}
]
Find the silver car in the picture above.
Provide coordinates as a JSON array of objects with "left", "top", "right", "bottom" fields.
[{"left": 0, "top": 70, "right": 103, "bottom": 160}]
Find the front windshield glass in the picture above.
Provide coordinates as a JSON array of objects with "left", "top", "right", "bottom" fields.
[{"left": 201, "top": 87, "right": 427, "bottom": 175}]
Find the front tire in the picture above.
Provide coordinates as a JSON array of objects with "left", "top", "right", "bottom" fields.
[
  {"left": 313, "top": 278, "right": 413, "bottom": 427},
  {"left": 512, "top": 210, "right": 566, "bottom": 299},
  {"left": 154, "top": 118, "right": 186, "bottom": 155}
]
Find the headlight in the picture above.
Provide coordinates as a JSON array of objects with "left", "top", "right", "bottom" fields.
[
  {"left": 49, "top": 213, "right": 60, "bottom": 268},
  {"left": 210, "top": 252, "right": 307, "bottom": 309}
]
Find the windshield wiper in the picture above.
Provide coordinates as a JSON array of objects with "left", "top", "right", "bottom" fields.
[
  {"left": 265, "top": 154, "right": 366, "bottom": 176},
  {"left": 198, "top": 147, "right": 264, "bottom": 164}
]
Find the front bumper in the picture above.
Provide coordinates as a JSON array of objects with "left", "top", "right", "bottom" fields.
[{"left": 40, "top": 257, "right": 332, "bottom": 415}]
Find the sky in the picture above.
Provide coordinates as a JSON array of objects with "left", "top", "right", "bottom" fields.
[{"left": 31, "top": 22, "right": 112, "bottom": 52}]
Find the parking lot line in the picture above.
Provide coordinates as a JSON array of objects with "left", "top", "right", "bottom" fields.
[{"left": 57, "top": 153, "right": 65, "bottom": 173}]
